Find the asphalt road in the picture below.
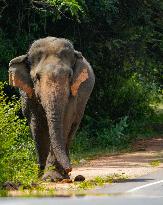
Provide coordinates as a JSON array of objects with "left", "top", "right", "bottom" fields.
[
  {"left": 90, "top": 168, "right": 163, "bottom": 197},
  {"left": 0, "top": 169, "right": 163, "bottom": 205}
]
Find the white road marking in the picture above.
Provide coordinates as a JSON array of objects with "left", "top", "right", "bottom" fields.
[{"left": 127, "top": 180, "right": 163, "bottom": 193}]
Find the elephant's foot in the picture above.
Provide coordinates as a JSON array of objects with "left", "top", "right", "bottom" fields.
[{"left": 42, "top": 170, "right": 70, "bottom": 182}]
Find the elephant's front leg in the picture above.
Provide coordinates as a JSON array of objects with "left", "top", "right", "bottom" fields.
[
  {"left": 21, "top": 94, "right": 50, "bottom": 171},
  {"left": 42, "top": 146, "right": 70, "bottom": 181},
  {"left": 29, "top": 114, "right": 50, "bottom": 171}
]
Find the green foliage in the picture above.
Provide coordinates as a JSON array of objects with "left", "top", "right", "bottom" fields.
[
  {"left": 150, "top": 160, "right": 160, "bottom": 167},
  {"left": 0, "top": 31, "right": 15, "bottom": 81},
  {"left": 96, "top": 116, "right": 129, "bottom": 148},
  {"left": 0, "top": 82, "right": 38, "bottom": 187},
  {"left": 77, "top": 174, "right": 128, "bottom": 190},
  {"left": 45, "top": 0, "right": 83, "bottom": 16},
  {"left": 0, "top": 31, "right": 15, "bottom": 64},
  {"left": 71, "top": 116, "right": 129, "bottom": 158},
  {"left": 108, "top": 74, "right": 159, "bottom": 119}
]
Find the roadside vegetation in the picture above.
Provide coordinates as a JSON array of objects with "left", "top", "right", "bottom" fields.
[
  {"left": 0, "top": 82, "right": 38, "bottom": 189},
  {"left": 0, "top": 173, "right": 129, "bottom": 197},
  {"left": 0, "top": 0, "right": 162, "bottom": 190}
]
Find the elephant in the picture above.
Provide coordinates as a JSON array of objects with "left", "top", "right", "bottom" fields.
[{"left": 8, "top": 37, "right": 95, "bottom": 181}]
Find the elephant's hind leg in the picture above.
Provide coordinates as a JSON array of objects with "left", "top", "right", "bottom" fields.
[
  {"left": 66, "top": 121, "right": 81, "bottom": 152},
  {"left": 65, "top": 97, "right": 88, "bottom": 150}
]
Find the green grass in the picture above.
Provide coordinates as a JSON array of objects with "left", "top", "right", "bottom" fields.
[
  {"left": 0, "top": 174, "right": 129, "bottom": 197},
  {"left": 150, "top": 160, "right": 160, "bottom": 167},
  {"left": 77, "top": 174, "right": 128, "bottom": 190}
]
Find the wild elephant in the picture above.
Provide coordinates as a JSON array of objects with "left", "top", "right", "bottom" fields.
[{"left": 9, "top": 37, "right": 95, "bottom": 181}]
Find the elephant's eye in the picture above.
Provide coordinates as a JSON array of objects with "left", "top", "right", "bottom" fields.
[
  {"left": 33, "top": 73, "right": 40, "bottom": 84},
  {"left": 36, "top": 73, "right": 40, "bottom": 81}
]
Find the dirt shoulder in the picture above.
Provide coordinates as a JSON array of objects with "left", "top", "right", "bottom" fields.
[
  {"left": 8, "top": 137, "right": 163, "bottom": 196},
  {"left": 71, "top": 137, "right": 163, "bottom": 180}
]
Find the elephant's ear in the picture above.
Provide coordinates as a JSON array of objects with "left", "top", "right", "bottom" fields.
[
  {"left": 71, "top": 51, "right": 89, "bottom": 96},
  {"left": 9, "top": 55, "right": 33, "bottom": 97}
]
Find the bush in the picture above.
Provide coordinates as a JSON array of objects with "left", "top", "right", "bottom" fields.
[
  {"left": 0, "top": 31, "right": 15, "bottom": 81},
  {"left": 71, "top": 116, "right": 129, "bottom": 157},
  {"left": 0, "top": 82, "right": 38, "bottom": 187},
  {"left": 107, "top": 73, "right": 159, "bottom": 120}
]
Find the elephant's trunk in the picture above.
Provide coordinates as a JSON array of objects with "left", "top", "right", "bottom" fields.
[{"left": 40, "top": 75, "right": 71, "bottom": 173}]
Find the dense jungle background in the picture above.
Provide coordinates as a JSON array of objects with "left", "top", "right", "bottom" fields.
[{"left": 0, "top": 0, "right": 162, "bottom": 188}]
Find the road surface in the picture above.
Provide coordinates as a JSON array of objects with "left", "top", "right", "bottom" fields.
[
  {"left": 90, "top": 168, "right": 163, "bottom": 197},
  {"left": 0, "top": 169, "right": 163, "bottom": 205}
]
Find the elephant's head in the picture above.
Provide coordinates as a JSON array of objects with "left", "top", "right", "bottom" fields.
[{"left": 9, "top": 37, "right": 89, "bottom": 173}]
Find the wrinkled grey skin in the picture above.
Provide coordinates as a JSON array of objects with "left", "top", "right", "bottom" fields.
[{"left": 9, "top": 37, "right": 95, "bottom": 181}]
